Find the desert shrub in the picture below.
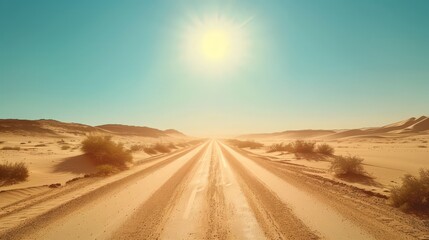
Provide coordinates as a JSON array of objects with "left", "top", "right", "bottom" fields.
[
  {"left": 143, "top": 147, "right": 157, "bottom": 155},
  {"left": 95, "top": 164, "right": 120, "bottom": 176},
  {"left": 0, "top": 141, "right": 4, "bottom": 144},
  {"left": 290, "top": 140, "right": 315, "bottom": 153},
  {"left": 35, "top": 144, "right": 46, "bottom": 147},
  {"left": 129, "top": 144, "right": 144, "bottom": 152},
  {"left": 330, "top": 155, "right": 366, "bottom": 176},
  {"left": 316, "top": 143, "right": 335, "bottom": 155},
  {"left": 228, "top": 139, "right": 264, "bottom": 149},
  {"left": 61, "top": 145, "right": 70, "bottom": 150},
  {"left": 390, "top": 169, "right": 429, "bottom": 211},
  {"left": 0, "top": 162, "right": 29, "bottom": 182},
  {"left": 1, "top": 146, "right": 20, "bottom": 151},
  {"left": 153, "top": 143, "right": 171, "bottom": 153},
  {"left": 81, "top": 136, "right": 132, "bottom": 168},
  {"left": 176, "top": 142, "right": 188, "bottom": 148},
  {"left": 267, "top": 143, "right": 292, "bottom": 153},
  {"left": 168, "top": 143, "right": 177, "bottom": 149}
]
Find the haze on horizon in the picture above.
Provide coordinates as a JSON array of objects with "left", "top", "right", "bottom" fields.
[{"left": 1, "top": 0, "right": 428, "bottom": 136}]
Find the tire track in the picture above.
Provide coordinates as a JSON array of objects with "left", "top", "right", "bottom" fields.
[
  {"left": 110, "top": 143, "right": 210, "bottom": 239},
  {"left": 219, "top": 143, "right": 319, "bottom": 240}
]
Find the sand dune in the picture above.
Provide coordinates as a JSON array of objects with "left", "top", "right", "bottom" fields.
[{"left": 239, "top": 116, "right": 429, "bottom": 140}]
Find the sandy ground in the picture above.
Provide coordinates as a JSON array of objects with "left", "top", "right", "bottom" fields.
[
  {"left": 242, "top": 135, "right": 429, "bottom": 196},
  {"left": 1, "top": 140, "right": 428, "bottom": 240},
  {"left": 0, "top": 134, "right": 190, "bottom": 191}
]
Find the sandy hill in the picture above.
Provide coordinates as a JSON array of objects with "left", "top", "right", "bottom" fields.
[
  {"left": 239, "top": 130, "right": 336, "bottom": 139},
  {"left": 97, "top": 124, "right": 185, "bottom": 138},
  {"left": 0, "top": 119, "right": 186, "bottom": 138},
  {"left": 238, "top": 116, "right": 429, "bottom": 140},
  {"left": 0, "top": 119, "right": 103, "bottom": 136}
]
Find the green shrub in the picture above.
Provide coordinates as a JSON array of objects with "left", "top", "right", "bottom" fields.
[
  {"left": 81, "top": 136, "right": 132, "bottom": 168},
  {"left": 390, "top": 169, "right": 429, "bottom": 211},
  {"left": 153, "top": 143, "right": 171, "bottom": 153},
  {"left": 330, "top": 155, "right": 366, "bottom": 176},
  {"left": 316, "top": 143, "right": 335, "bottom": 155},
  {"left": 0, "top": 162, "right": 29, "bottom": 182}
]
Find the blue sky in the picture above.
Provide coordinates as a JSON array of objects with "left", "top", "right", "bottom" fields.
[{"left": 1, "top": 0, "right": 428, "bottom": 136}]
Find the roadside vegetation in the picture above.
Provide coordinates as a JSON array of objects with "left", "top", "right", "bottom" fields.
[
  {"left": 0, "top": 161, "right": 29, "bottom": 184},
  {"left": 1, "top": 146, "right": 20, "bottom": 151},
  {"left": 390, "top": 169, "right": 429, "bottom": 211},
  {"left": 81, "top": 136, "right": 132, "bottom": 170},
  {"left": 316, "top": 143, "right": 335, "bottom": 155},
  {"left": 227, "top": 139, "right": 264, "bottom": 149},
  {"left": 267, "top": 140, "right": 334, "bottom": 155},
  {"left": 330, "top": 155, "right": 367, "bottom": 177}
]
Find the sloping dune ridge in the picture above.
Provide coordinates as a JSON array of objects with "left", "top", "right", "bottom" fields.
[{"left": 239, "top": 116, "right": 429, "bottom": 140}]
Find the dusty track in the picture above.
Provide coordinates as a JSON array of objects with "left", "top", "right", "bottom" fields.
[{"left": 1, "top": 140, "right": 428, "bottom": 240}]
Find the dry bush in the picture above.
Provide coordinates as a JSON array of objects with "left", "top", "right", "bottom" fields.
[
  {"left": 390, "top": 169, "right": 429, "bottom": 211},
  {"left": 0, "top": 162, "right": 29, "bottom": 183},
  {"left": 95, "top": 164, "right": 120, "bottom": 176},
  {"left": 35, "top": 144, "right": 47, "bottom": 147},
  {"left": 267, "top": 143, "right": 292, "bottom": 153},
  {"left": 330, "top": 155, "right": 366, "bottom": 176},
  {"left": 316, "top": 143, "right": 335, "bottom": 155},
  {"left": 1, "top": 146, "right": 20, "bottom": 151},
  {"left": 228, "top": 139, "right": 264, "bottom": 149},
  {"left": 168, "top": 143, "right": 177, "bottom": 149},
  {"left": 129, "top": 144, "right": 144, "bottom": 152},
  {"left": 81, "top": 136, "right": 132, "bottom": 168},
  {"left": 290, "top": 140, "right": 315, "bottom": 153},
  {"left": 143, "top": 147, "right": 157, "bottom": 155},
  {"left": 61, "top": 145, "right": 70, "bottom": 150},
  {"left": 176, "top": 142, "right": 188, "bottom": 148},
  {"left": 153, "top": 143, "right": 171, "bottom": 153}
]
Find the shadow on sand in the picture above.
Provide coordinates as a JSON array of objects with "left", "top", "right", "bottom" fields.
[
  {"left": 52, "top": 154, "right": 97, "bottom": 174},
  {"left": 336, "top": 173, "right": 383, "bottom": 188}
]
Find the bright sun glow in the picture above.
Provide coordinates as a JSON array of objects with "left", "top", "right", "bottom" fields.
[
  {"left": 181, "top": 14, "right": 252, "bottom": 76},
  {"left": 200, "top": 29, "right": 230, "bottom": 62}
]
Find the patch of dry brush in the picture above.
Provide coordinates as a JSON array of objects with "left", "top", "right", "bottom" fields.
[
  {"left": 81, "top": 136, "right": 132, "bottom": 169},
  {"left": 0, "top": 162, "right": 29, "bottom": 184},
  {"left": 227, "top": 139, "right": 264, "bottom": 149},
  {"left": 391, "top": 169, "right": 429, "bottom": 211}
]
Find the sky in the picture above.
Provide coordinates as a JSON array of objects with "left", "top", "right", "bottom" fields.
[{"left": 0, "top": 0, "right": 428, "bottom": 136}]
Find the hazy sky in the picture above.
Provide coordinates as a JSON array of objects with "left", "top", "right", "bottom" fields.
[{"left": 1, "top": 0, "right": 428, "bottom": 136}]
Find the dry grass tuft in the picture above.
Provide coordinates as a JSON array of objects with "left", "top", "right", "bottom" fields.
[
  {"left": 391, "top": 169, "right": 429, "bottom": 211},
  {"left": 316, "top": 143, "right": 335, "bottom": 155},
  {"left": 330, "top": 155, "right": 366, "bottom": 177},
  {"left": 228, "top": 139, "right": 264, "bottom": 149},
  {"left": 0, "top": 162, "right": 29, "bottom": 183},
  {"left": 81, "top": 136, "right": 132, "bottom": 168}
]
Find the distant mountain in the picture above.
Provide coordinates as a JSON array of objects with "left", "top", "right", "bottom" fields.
[
  {"left": 238, "top": 116, "right": 429, "bottom": 140},
  {"left": 0, "top": 119, "right": 103, "bottom": 136},
  {"left": 97, "top": 124, "right": 186, "bottom": 138},
  {"left": 239, "top": 130, "right": 336, "bottom": 139},
  {"left": 0, "top": 119, "right": 187, "bottom": 138}
]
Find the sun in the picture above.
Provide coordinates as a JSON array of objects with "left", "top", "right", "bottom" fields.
[
  {"left": 200, "top": 28, "right": 230, "bottom": 62},
  {"left": 181, "top": 14, "right": 252, "bottom": 75}
]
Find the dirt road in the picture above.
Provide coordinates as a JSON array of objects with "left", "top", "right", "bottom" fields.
[{"left": 1, "top": 140, "right": 428, "bottom": 240}]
